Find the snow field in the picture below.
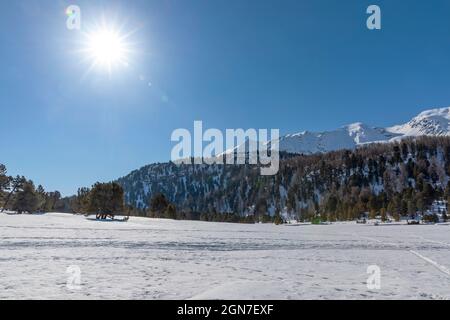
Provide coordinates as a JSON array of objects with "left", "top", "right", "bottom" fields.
[{"left": 0, "top": 213, "right": 449, "bottom": 299}]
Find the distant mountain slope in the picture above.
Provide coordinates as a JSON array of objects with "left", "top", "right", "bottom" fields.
[
  {"left": 277, "top": 107, "right": 450, "bottom": 154},
  {"left": 117, "top": 135, "right": 450, "bottom": 219},
  {"left": 387, "top": 108, "right": 450, "bottom": 137},
  {"left": 278, "top": 123, "right": 398, "bottom": 154},
  {"left": 116, "top": 107, "right": 450, "bottom": 216}
]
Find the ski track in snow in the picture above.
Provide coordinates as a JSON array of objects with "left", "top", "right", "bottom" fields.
[
  {"left": 409, "top": 250, "right": 450, "bottom": 277},
  {"left": 0, "top": 213, "right": 449, "bottom": 300},
  {"left": 416, "top": 236, "right": 450, "bottom": 248},
  {"left": 353, "top": 229, "right": 450, "bottom": 295}
]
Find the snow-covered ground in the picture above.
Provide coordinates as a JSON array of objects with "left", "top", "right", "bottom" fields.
[{"left": 0, "top": 213, "right": 449, "bottom": 300}]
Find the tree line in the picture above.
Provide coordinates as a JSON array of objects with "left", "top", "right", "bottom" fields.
[
  {"left": 1, "top": 163, "right": 285, "bottom": 224},
  {"left": 0, "top": 164, "right": 64, "bottom": 213},
  {"left": 5, "top": 135, "right": 450, "bottom": 223}
]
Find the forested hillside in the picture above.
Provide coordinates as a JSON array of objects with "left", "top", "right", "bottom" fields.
[{"left": 117, "top": 136, "right": 450, "bottom": 221}]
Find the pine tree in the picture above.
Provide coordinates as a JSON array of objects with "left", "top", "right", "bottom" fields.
[
  {"left": 0, "top": 164, "right": 10, "bottom": 207},
  {"left": 36, "top": 185, "right": 47, "bottom": 212},
  {"left": 13, "top": 181, "right": 38, "bottom": 214},
  {"left": 44, "top": 191, "right": 62, "bottom": 212},
  {"left": 164, "top": 204, "right": 177, "bottom": 220},
  {"left": 88, "top": 182, "right": 124, "bottom": 218},
  {"left": 149, "top": 193, "right": 169, "bottom": 217},
  {"left": 273, "top": 214, "right": 284, "bottom": 225},
  {"left": 74, "top": 187, "right": 91, "bottom": 213},
  {"left": 1, "top": 175, "right": 26, "bottom": 212},
  {"left": 407, "top": 200, "right": 417, "bottom": 217}
]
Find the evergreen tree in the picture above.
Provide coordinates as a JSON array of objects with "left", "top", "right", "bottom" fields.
[
  {"left": 36, "top": 185, "right": 47, "bottom": 212},
  {"left": 1, "top": 175, "right": 26, "bottom": 212},
  {"left": 45, "top": 191, "right": 62, "bottom": 212},
  {"left": 0, "top": 164, "right": 10, "bottom": 207},
  {"left": 149, "top": 193, "right": 169, "bottom": 217},
  {"left": 273, "top": 213, "right": 284, "bottom": 225},
  {"left": 74, "top": 187, "right": 91, "bottom": 213},
  {"left": 88, "top": 182, "right": 124, "bottom": 218},
  {"left": 164, "top": 203, "right": 177, "bottom": 220},
  {"left": 13, "top": 181, "right": 38, "bottom": 214},
  {"left": 407, "top": 200, "right": 417, "bottom": 216}
]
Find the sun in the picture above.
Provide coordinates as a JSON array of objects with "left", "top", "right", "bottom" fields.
[
  {"left": 85, "top": 28, "right": 129, "bottom": 72},
  {"left": 79, "top": 24, "right": 134, "bottom": 75},
  {"left": 73, "top": 13, "right": 139, "bottom": 77},
  {"left": 88, "top": 30, "right": 125, "bottom": 65}
]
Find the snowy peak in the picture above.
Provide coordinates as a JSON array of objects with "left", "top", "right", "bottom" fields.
[
  {"left": 279, "top": 128, "right": 354, "bottom": 154},
  {"left": 343, "top": 122, "right": 398, "bottom": 144},
  {"left": 416, "top": 106, "right": 450, "bottom": 119},
  {"left": 387, "top": 107, "right": 450, "bottom": 137},
  {"left": 279, "top": 122, "right": 397, "bottom": 154},
  {"left": 279, "top": 107, "right": 450, "bottom": 154}
]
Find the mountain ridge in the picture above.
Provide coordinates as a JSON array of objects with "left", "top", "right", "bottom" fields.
[
  {"left": 277, "top": 107, "right": 450, "bottom": 154},
  {"left": 221, "top": 107, "right": 450, "bottom": 156},
  {"left": 115, "top": 107, "right": 450, "bottom": 214}
]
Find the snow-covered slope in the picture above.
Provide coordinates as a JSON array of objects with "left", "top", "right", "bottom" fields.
[
  {"left": 278, "top": 107, "right": 450, "bottom": 154},
  {"left": 279, "top": 124, "right": 399, "bottom": 154},
  {"left": 387, "top": 107, "right": 450, "bottom": 137}
]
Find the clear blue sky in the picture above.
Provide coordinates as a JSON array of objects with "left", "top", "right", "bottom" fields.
[{"left": 2, "top": 0, "right": 450, "bottom": 196}]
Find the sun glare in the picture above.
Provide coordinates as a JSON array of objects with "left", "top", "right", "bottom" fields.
[
  {"left": 89, "top": 30, "right": 124, "bottom": 63},
  {"left": 83, "top": 27, "right": 131, "bottom": 74}
]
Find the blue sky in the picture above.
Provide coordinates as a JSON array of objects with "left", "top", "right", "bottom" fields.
[{"left": 2, "top": 0, "right": 450, "bottom": 195}]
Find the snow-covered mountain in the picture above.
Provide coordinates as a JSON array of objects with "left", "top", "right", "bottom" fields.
[
  {"left": 117, "top": 134, "right": 450, "bottom": 215},
  {"left": 115, "top": 107, "right": 450, "bottom": 214},
  {"left": 387, "top": 108, "right": 450, "bottom": 137},
  {"left": 278, "top": 107, "right": 450, "bottom": 154}
]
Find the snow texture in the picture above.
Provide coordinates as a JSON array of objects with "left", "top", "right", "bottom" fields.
[{"left": 1, "top": 213, "right": 449, "bottom": 300}]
